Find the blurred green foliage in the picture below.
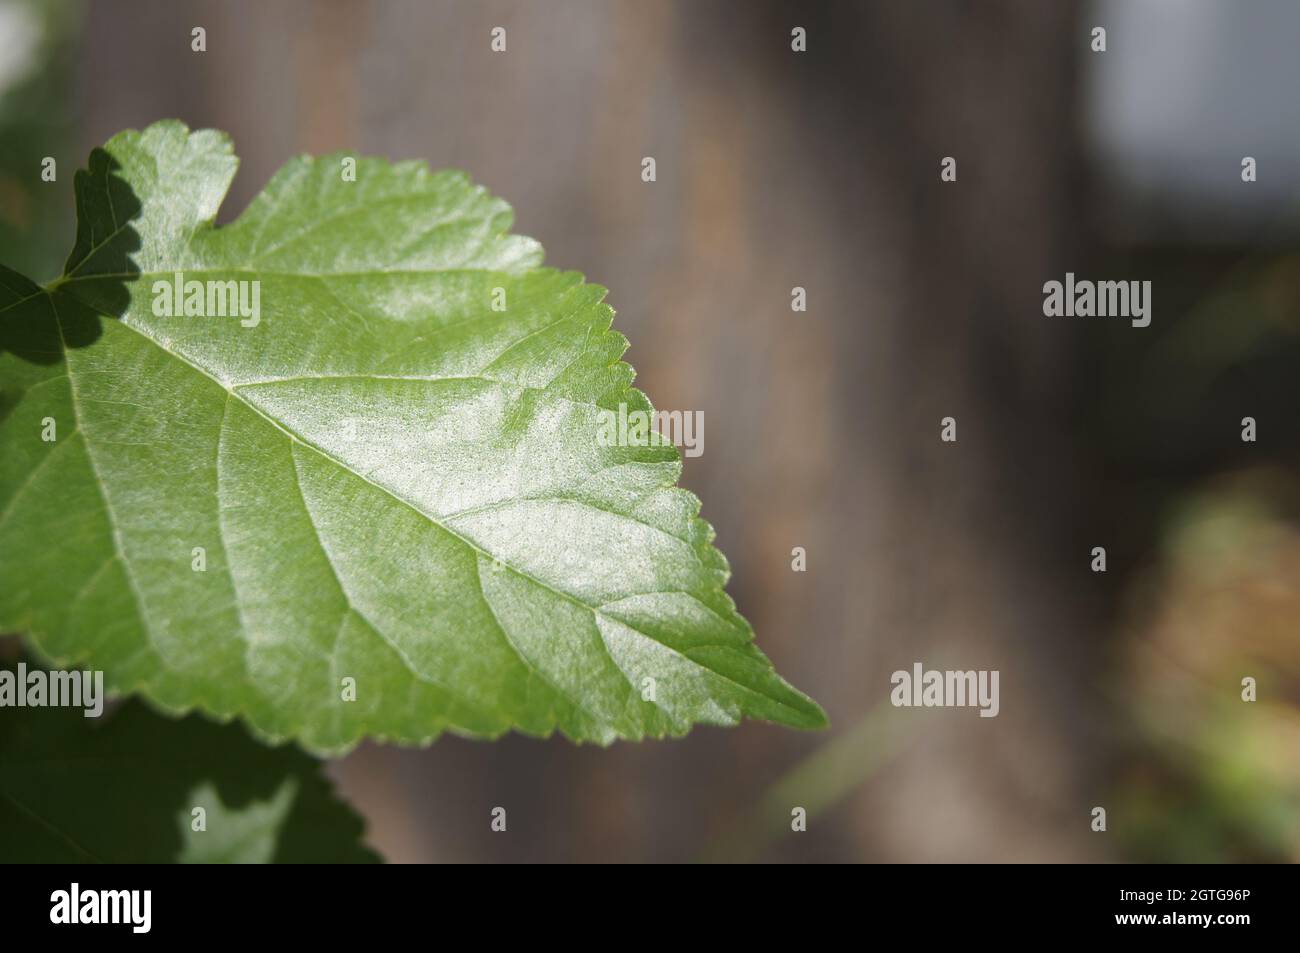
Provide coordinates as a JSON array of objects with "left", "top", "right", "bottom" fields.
[{"left": 0, "top": 0, "right": 79, "bottom": 278}]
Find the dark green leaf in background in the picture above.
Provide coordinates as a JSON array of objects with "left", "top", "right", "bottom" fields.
[{"left": 0, "top": 661, "right": 378, "bottom": 863}]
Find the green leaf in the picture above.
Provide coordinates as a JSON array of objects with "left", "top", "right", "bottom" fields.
[
  {"left": 0, "top": 120, "right": 826, "bottom": 753},
  {"left": 0, "top": 659, "right": 379, "bottom": 863}
]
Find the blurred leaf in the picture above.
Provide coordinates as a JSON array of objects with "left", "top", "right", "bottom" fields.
[
  {"left": 703, "top": 700, "right": 912, "bottom": 862},
  {"left": 0, "top": 0, "right": 80, "bottom": 279},
  {"left": 0, "top": 662, "right": 379, "bottom": 863},
  {"left": 1115, "top": 477, "right": 1300, "bottom": 861}
]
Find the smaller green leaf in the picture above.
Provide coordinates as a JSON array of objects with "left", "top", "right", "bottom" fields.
[{"left": 0, "top": 659, "right": 379, "bottom": 863}]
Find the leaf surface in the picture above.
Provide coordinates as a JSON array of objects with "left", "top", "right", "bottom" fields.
[{"left": 0, "top": 121, "right": 825, "bottom": 752}]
